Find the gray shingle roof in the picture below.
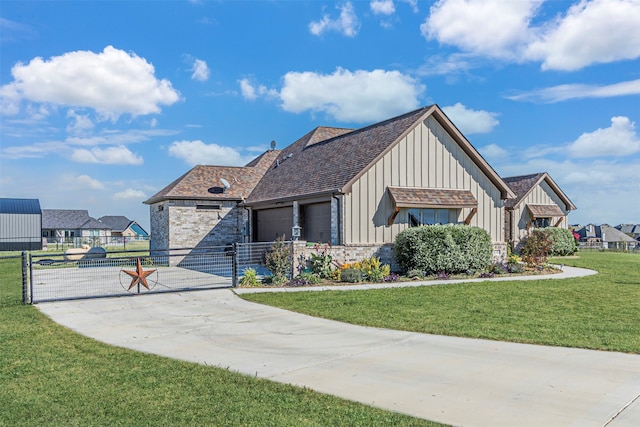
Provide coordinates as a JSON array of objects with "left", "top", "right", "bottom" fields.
[
  {"left": 98, "top": 216, "right": 132, "bottom": 232},
  {"left": 42, "top": 209, "right": 110, "bottom": 230}
]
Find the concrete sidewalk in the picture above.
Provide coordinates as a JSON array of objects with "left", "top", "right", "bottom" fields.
[{"left": 37, "top": 267, "right": 640, "bottom": 427}]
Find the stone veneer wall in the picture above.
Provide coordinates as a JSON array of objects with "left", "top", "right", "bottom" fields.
[
  {"left": 292, "top": 241, "right": 507, "bottom": 274},
  {"left": 149, "top": 200, "right": 247, "bottom": 252}
]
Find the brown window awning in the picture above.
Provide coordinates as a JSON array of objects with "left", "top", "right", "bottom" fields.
[
  {"left": 388, "top": 187, "right": 478, "bottom": 209},
  {"left": 387, "top": 187, "right": 478, "bottom": 225},
  {"left": 526, "top": 204, "right": 565, "bottom": 218}
]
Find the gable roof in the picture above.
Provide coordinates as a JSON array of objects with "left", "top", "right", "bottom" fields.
[
  {"left": 503, "top": 172, "right": 577, "bottom": 211},
  {"left": 144, "top": 150, "right": 280, "bottom": 205},
  {"left": 42, "top": 209, "right": 110, "bottom": 230},
  {"left": 575, "top": 224, "right": 637, "bottom": 243},
  {"left": 98, "top": 216, "right": 133, "bottom": 232},
  {"left": 0, "top": 198, "right": 41, "bottom": 215},
  {"left": 246, "top": 105, "right": 514, "bottom": 205}
]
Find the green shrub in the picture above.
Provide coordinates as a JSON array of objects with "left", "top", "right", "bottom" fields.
[
  {"left": 310, "top": 243, "right": 333, "bottom": 278},
  {"left": 407, "top": 269, "right": 425, "bottom": 279},
  {"left": 340, "top": 268, "right": 362, "bottom": 283},
  {"left": 542, "top": 227, "right": 579, "bottom": 256},
  {"left": 239, "top": 268, "right": 260, "bottom": 287},
  {"left": 394, "top": 224, "right": 493, "bottom": 274},
  {"left": 359, "top": 256, "right": 390, "bottom": 282},
  {"left": 265, "top": 236, "right": 292, "bottom": 284}
]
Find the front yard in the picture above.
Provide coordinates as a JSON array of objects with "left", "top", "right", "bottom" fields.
[{"left": 242, "top": 251, "right": 640, "bottom": 354}]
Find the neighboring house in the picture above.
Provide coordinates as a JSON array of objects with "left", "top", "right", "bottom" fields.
[
  {"left": 574, "top": 224, "right": 638, "bottom": 249},
  {"left": 615, "top": 224, "right": 640, "bottom": 240},
  {"left": 503, "top": 173, "right": 577, "bottom": 248},
  {"left": 0, "top": 198, "right": 42, "bottom": 251},
  {"left": 148, "top": 105, "right": 520, "bottom": 262},
  {"left": 98, "top": 216, "right": 149, "bottom": 240},
  {"left": 42, "top": 209, "right": 111, "bottom": 244},
  {"left": 144, "top": 150, "right": 280, "bottom": 250}
]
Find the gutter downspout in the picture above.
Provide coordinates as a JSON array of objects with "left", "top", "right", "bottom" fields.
[{"left": 332, "top": 193, "right": 342, "bottom": 245}]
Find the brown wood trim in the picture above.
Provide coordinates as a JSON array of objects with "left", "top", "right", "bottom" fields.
[
  {"left": 554, "top": 217, "right": 563, "bottom": 227},
  {"left": 464, "top": 207, "right": 477, "bottom": 225},
  {"left": 388, "top": 207, "right": 400, "bottom": 226}
]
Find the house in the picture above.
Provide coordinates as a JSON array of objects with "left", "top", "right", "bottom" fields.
[
  {"left": 0, "top": 198, "right": 42, "bottom": 251},
  {"left": 148, "top": 105, "right": 521, "bottom": 263},
  {"left": 42, "top": 209, "right": 111, "bottom": 245},
  {"left": 98, "top": 216, "right": 149, "bottom": 240},
  {"left": 574, "top": 224, "right": 638, "bottom": 249},
  {"left": 615, "top": 224, "right": 640, "bottom": 240},
  {"left": 144, "top": 150, "right": 280, "bottom": 250},
  {"left": 503, "top": 173, "right": 577, "bottom": 248}
]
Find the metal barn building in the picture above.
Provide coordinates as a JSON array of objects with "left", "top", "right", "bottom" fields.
[{"left": 0, "top": 198, "right": 43, "bottom": 251}]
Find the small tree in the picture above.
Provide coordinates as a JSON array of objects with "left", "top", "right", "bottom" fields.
[
  {"left": 521, "top": 229, "right": 551, "bottom": 266},
  {"left": 264, "top": 236, "right": 292, "bottom": 284}
]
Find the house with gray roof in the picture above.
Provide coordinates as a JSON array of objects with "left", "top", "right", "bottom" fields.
[
  {"left": 42, "top": 209, "right": 111, "bottom": 245},
  {"left": 574, "top": 224, "right": 637, "bottom": 249},
  {"left": 503, "top": 172, "right": 577, "bottom": 248},
  {"left": 147, "top": 105, "right": 522, "bottom": 261},
  {"left": 98, "top": 216, "right": 148, "bottom": 240},
  {"left": 615, "top": 224, "right": 640, "bottom": 240}
]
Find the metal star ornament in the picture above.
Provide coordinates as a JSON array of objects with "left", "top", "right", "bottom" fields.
[{"left": 122, "top": 258, "right": 157, "bottom": 290}]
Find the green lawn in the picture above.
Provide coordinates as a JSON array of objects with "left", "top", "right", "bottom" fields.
[
  {"left": 0, "top": 257, "right": 440, "bottom": 427},
  {"left": 242, "top": 252, "right": 640, "bottom": 354}
]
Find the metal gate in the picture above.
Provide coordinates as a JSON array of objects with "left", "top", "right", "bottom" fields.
[{"left": 26, "top": 246, "right": 235, "bottom": 303}]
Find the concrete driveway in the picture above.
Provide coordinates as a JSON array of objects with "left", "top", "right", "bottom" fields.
[{"left": 37, "top": 267, "right": 640, "bottom": 427}]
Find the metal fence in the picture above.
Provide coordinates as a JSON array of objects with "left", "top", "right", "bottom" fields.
[
  {"left": 26, "top": 246, "right": 234, "bottom": 303},
  {"left": 21, "top": 241, "right": 291, "bottom": 303},
  {"left": 43, "top": 236, "right": 150, "bottom": 251},
  {"left": 579, "top": 242, "right": 640, "bottom": 252}
]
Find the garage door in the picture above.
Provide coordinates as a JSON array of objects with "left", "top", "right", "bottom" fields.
[
  {"left": 304, "top": 202, "right": 331, "bottom": 243},
  {"left": 255, "top": 207, "right": 293, "bottom": 242}
]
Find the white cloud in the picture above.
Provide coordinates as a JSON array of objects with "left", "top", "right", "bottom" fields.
[
  {"left": 442, "top": 103, "right": 499, "bottom": 134},
  {"left": 402, "top": 0, "right": 419, "bottom": 13},
  {"left": 279, "top": 68, "right": 424, "bottom": 122},
  {"left": 191, "top": 58, "right": 210, "bottom": 81},
  {"left": 421, "top": 0, "right": 640, "bottom": 71},
  {"left": 370, "top": 0, "right": 395, "bottom": 15},
  {"left": 66, "top": 110, "right": 94, "bottom": 135},
  {"left": 309, "top": 2, "right": 360, "bottom": 37},
  {"left": 422, "top": 0, "right": 541, "bottom": 60},
  {"left": 168, "top": 140, "right": 246, "bottom": 166},
  {"left": 238, "top": 78, "right": 278, "bottom": 100},
  {"left": 71, "top": 145, "right": 144, "bottom": 165},
  {"left": 507, "top": 79, "right": 640, "bottom": 103},
  {"left": 114, "top": 188, "right": 147, "bottom": 200},
  {"left": 525, "top": 0, "right": 640, "bottom": 71},
  {"left": 75, "top": 174, "right": 105, "bottom": 190},
  {"left": 1, "top": 45, "right": 180, "bottom": 120},
  {"left": 567, "top": 116, "right": 640, "bottom": 158},
  {"left": 479, "top": 143, "right": 509, "bottom": 160}
]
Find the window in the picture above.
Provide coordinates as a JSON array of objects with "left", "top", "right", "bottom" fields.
[
  {"left": 408, "top": 208, "right": 453, "bottom": 226},
  {"left": 196, "top": 204, "right": 221, "bottom": 211},
  {"left": 533, "top": 218, "right": 550, "bottom": 228}
]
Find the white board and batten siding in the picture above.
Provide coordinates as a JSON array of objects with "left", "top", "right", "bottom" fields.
[
  {"left": 511, "top": 180, "right": 570, "bottom": 243},
  {"left": 343, "top": 116, "right": 505, "bottom": 244}
]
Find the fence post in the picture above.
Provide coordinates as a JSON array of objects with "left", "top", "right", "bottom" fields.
[
  {"left": 232, "top": 243, "right": 238, "bottom": 288},
  {"left": 21, "top": 251, "right": 29, "bottom": 304}
]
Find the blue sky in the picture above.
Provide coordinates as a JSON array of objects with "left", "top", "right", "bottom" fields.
[{"left": 1, "top": 0, "right": 639, "bottom": 232}]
